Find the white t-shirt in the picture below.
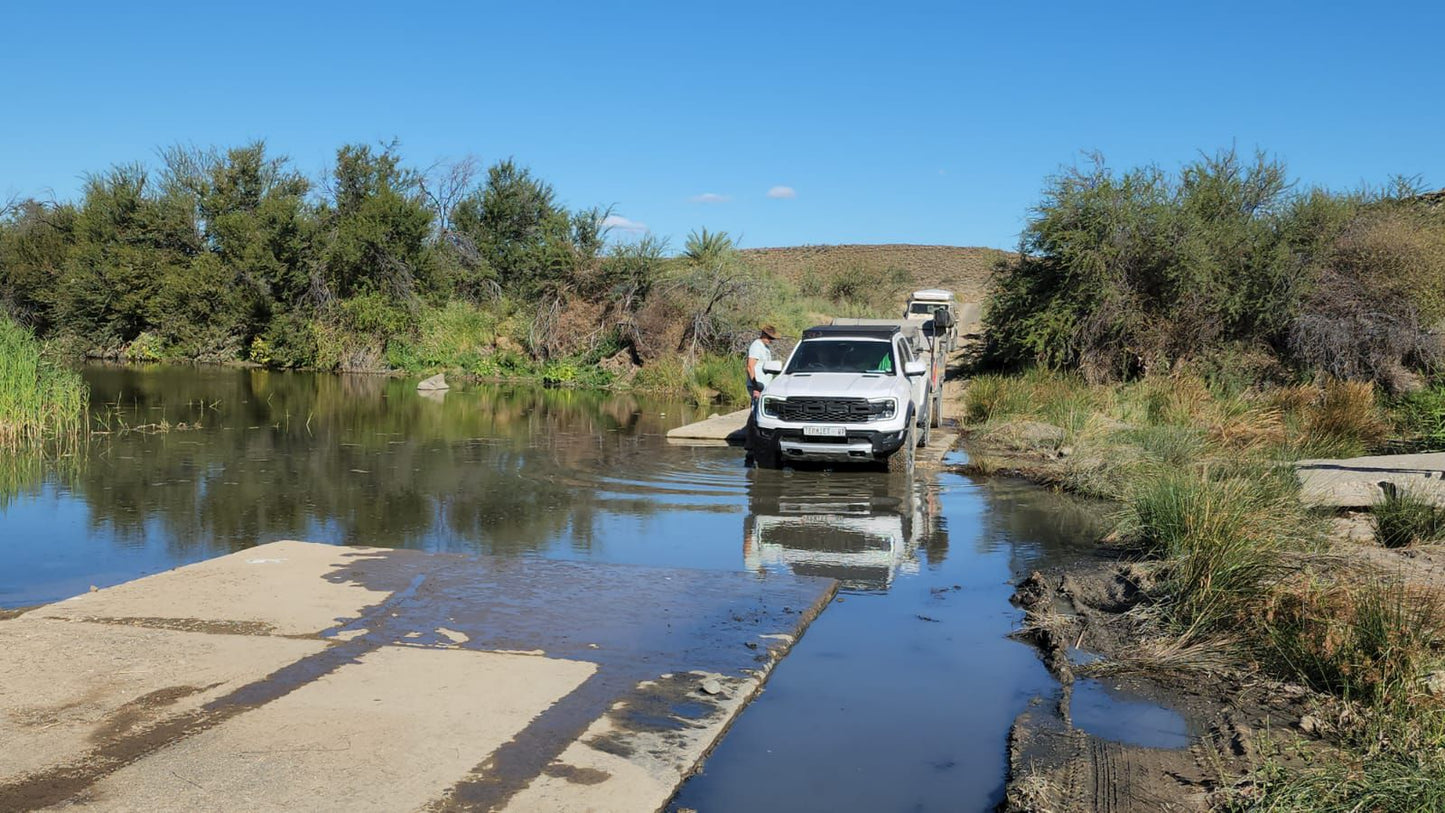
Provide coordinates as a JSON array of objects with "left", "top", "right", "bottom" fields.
[{"left": 747, "top": 338, "right": 774, "bottom": 389}]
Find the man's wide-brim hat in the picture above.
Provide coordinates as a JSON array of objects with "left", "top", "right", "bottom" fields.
[{"left": 760, "top": 325, "right": 779, "bottom": 339}]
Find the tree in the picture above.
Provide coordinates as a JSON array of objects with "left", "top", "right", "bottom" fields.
[
  {"left": 451, "top": 159, "right": 571, "bottom": 295},
  {"left": 318, "top": 143, "right": 434, "bottom": 303},
  {"left": 55, "top": 165, "right": 198, "bottom": 345},
  {"left": 0, "top": 199, "right": 75, "bottom": 331}
]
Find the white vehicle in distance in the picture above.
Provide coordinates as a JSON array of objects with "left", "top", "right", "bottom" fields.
[
  {"left": 904, "top": 289, "right": 958, "bottom": 352},
  {"left": 749, "top": 324, "right": 932, "bottom": 473}
]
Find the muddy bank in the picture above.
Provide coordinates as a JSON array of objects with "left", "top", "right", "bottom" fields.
[
  {"left": 1001, "top": 561, "right": 1326, "bottom": 811},
  {"left": 950, "top": 431, "right": 1296, "bottom": 811}
]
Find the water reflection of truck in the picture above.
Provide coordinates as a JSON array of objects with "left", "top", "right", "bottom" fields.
[{"left": 742, "top": 471, "right": 948, "bottom": 593}]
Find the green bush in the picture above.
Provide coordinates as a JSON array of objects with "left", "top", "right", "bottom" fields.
[
  {"left": 1392, "top": 385, "right": 1445, "bottom": 450},
  {"left": 1119, "top": 464, "right": 1315, "bottom": 638},
  {"left": 124, "top": 331, "right": 166, "bottom": 362},
  {"left": 1372, "top": 487, "right": 1445, "bottom": 548},
  {"left": 984, "top": 148, "right": 1443, "bottom": 388}
]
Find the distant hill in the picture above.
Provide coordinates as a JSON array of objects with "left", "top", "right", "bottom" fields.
[{"left": 739, "top": 244, "right": 1010, "bottom": 302}]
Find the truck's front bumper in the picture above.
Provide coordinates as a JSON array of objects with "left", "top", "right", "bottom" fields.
[{"left": 753, "top": 425, "right": 909, "bottom": 462}]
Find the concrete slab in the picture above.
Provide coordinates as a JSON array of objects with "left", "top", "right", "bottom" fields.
[
  {"left": 664, "top": 408, "right": 750, "bottom": 445},
  {"left": 0, "top": 618, "right": 325, "bottom": 784},
  {"left": 0, "top": 541, "right": 836, "bottom": 812},
  {"left": 66, "top": 647, "right": 595, "bottom": 812},
  {"left": 30, "top": 539, "right": 410, "bottom": 636},
  {"left": 1296, "top": 452, "right": 1445, "bottom": 508}
]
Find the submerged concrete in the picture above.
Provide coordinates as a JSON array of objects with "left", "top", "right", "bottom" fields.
[
  {"left": 1296, "top": 451, "right": 1445, "bottom": 507},
  {"left": 664, "top": 408, "right": 751, "bottom": 445},
  {"left": 0, "top": 540, "right": 835, "bottom": 812}
]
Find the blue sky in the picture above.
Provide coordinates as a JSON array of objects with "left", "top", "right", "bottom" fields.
[{"left": 2, "top": 0, "right": 1440, "bottom": 250}]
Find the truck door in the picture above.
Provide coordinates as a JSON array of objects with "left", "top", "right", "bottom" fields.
[{"left": 897, "top": 338, "right": 927, "bottom": 423}]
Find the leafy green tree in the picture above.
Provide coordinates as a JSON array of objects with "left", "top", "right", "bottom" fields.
[
  {"left": 451, "top": 159, "right": 571, "bottom": 295},
  {"left": 985, "top": 147, "right": 1443, "bottom": 388},
  {"left": 145, "top": 142, "right": 315, "bottom": 358},
  {"left": 0, "top": 199, "right": 76, "bottom": 332},
  {"left": 319, "top": 143, "right": 434, "bottom": 303},
  {"left": 55, "top": 165, "right": 199, "bottom": 346}
]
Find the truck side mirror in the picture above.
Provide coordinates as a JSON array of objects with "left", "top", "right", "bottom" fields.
[
  {"left": 763, "top": 361, "right": 783, "bottom": 374},
  {"left": 903, "top": 361, "right": 927, "bottom": 377},
  {"left": 931, "top": 310, "right": 955, "bottom": 329}
]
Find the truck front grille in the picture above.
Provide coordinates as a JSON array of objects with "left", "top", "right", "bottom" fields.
[{"left": 776, "top": 398, "right": 885, "bottom": 423}]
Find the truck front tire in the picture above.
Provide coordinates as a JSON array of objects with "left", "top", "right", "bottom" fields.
[{"left": 886, "top": 421, "right": 915, "bottom": 475}]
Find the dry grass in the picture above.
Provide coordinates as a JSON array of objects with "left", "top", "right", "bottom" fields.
[
  {"left": 1261, "top": 572, "right": 1445, "bottom": 705},
  {"left": 739, "top": 244, "right": 1010, "bottom": 303}
]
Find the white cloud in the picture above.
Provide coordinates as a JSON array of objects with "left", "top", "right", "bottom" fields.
[
  {"left": 601, "top": 214, "right": 647, "bottom": 233},
  {"left": 689, "top": 192, "right": 731, "bottom": 204},
  {"left": 766, "top": 185, "right": 797, "bottom": 199}
]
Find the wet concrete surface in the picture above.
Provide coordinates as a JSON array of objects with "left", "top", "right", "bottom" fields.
[{"left": 0, "top": 541, "right": 835, "bottom": 811}]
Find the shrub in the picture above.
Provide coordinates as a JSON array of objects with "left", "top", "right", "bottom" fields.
[
  {"left": 1296, "top": 379, "right": 1389, "bottom": 457},
  {"left": 385, "top": 301, "right": 498, "bottom": 372},
  {"left": 259, "top": 312, "right": 317, "bottom": 369},
  {"left": 1392, "top": 385, "right": 1445, "bottom": 451},
  {"left": 984, "top": 147, "right": 1444, "bottom": 388},
  {"left": 963, "top": 375, "right": 1032, "bottom": 422},
  {"left": 124, "top": 331, "right": 166, "bottom": 362},
  {"left": 690, "top": 353, "right": 749, "bottom": 405},
  {"left": 1262, "top": 574, "right": 1445, "bottom": 704},
  {"left": 1372, "top": 487, "right": 1445, "bottom": 548},
  {"left": 1118, "top": 464, "right": 1315, "bottom": 638}
]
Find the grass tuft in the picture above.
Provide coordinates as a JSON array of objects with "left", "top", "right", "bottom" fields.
[
  {"left": 1118, "top": 465, "right": 1316, "bottom": 639},
  {"left": 1372, "top": 487, "right": 1445, "bottom": 549}
]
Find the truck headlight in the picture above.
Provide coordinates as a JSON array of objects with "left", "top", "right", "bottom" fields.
[
  {"left": 761, "top": 397, "right": 784, "bottom": 418},
  {"left": 870, "top": 398, "right": 897, "bottom": 420}
]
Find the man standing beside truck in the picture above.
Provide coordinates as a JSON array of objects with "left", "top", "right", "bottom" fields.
[
  {"left": 746, "top": 324, "right": 779, "bottom": 406},
  {"left": 743, "top": 325, "right": 778, "bottom": 466}
]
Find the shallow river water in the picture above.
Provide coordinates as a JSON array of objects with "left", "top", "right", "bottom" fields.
[{"left": 1, "top": 366, "right": 1142, "bottom": 810}]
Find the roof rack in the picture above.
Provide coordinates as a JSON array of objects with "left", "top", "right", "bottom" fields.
[{"left": 800, "top": 324, "right": 901, "bottom": 340}]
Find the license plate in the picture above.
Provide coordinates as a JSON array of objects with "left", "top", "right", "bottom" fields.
[{"left": 803, "top": 425, "right": 846, "bottom": 437}]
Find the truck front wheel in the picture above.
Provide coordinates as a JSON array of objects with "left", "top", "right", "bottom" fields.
[{"left": 886, "top": 421, "right": 916, "bottom": 475}]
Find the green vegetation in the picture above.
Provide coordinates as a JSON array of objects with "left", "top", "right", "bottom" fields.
[
  {"left": 969, "top": 146, "right": 1445, "bottom": 812},
  {"left": 963, "top": 371, "right": 1445, "bottom": 809},
  {"left": 1, "top": 143, "right": 978, "bottom": 406},
  {"left": 985, "top": 149, "right": 1445, "bottom": 391},
  {"left": 0, "top": 315, "right": 87, "bottom": 447},
  {"left": 1371, "top": 487, "right": 1445, "bottom": 549}
]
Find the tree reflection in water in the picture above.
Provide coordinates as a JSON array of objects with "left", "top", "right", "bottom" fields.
[{"left": 6, "top": 366, "right": 702, "bottom": 565}]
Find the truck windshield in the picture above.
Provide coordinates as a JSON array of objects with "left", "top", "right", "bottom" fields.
[
  {"left": 785, "top": 339, "right": 895, "bottom": 374},
  {"left": 908, "top": 302, "right": 945, "bottom": 316}
]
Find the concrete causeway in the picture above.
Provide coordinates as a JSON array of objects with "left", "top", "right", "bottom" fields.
[
  {"left": 664, "top": 408, "right": 751, "bottom": 445},
  {"left": 0, "top": 541, "right": 836, "bottom": 812},
  {"left": 1296, "top": 451, "right": 1445, "bottom": 507}
]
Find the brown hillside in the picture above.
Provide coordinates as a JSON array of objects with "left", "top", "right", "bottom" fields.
[{"left": 739, "top": 244, "right": 1009, "bottom": 302}]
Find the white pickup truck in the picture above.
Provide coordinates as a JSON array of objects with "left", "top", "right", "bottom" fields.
[
  {"left": 748, "top": 322, "right": 940, "bottom": 473},
  {"left": 904, "top": 289, "right": 958, "bottom": 352}
]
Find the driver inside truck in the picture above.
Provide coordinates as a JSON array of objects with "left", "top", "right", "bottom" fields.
[{"left": 867, "top": 345, "right": 892, "bottom": 373}]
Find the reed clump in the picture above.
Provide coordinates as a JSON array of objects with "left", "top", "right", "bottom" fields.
[
  {"left": 1371, "top": 487, "right": 1445, "bottom": 549},
  {"left": 1117, "top": 464, "right": 1319, "bottom": 641},
  {"left": 0, "top": 316, "right": 88, "bottom": 448}
]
